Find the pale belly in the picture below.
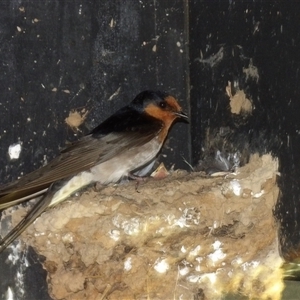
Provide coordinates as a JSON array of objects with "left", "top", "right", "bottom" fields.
[{"left": 49, "top": 137, "right": 161, "bottom": 207}]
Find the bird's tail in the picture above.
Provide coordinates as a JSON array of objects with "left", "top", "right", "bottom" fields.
[{"left": 0, "top": 184, "right": 55, "bottom": 253}]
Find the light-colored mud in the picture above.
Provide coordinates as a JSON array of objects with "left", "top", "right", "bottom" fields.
[{"left": 7, "top": 154, "right": 283, "bottom": 299}]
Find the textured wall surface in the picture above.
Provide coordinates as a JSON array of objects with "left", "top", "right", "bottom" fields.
[
  {"left": 189, "top": 0, "right": 300, "bottom": 258},
  {"left": 0, "top": 0, "right": 190, "bottom": 185}
]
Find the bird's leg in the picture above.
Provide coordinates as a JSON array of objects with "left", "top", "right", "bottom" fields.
[
  {"left": 128, "top": 173, "right": 147, "bottom": 192},
  {"left": 94, "top": 182, "right": 104, "bottom": 192}
]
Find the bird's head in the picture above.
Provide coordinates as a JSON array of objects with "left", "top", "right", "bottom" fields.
[{"left": 131, "top": 90, "right": 189, "bottom": 125}]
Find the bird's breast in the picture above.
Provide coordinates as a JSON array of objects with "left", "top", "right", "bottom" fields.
[{"left": 90, "top": 136, "right": 162, "bottom": 184}]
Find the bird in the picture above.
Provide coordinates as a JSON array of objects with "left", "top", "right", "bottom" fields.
[{"left": 0, "top": 90, "right": 188, "bottom": 252}]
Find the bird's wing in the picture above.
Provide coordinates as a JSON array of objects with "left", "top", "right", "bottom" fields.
[{"left": 0, "top": 119, "right": 162, "bottom": 209}]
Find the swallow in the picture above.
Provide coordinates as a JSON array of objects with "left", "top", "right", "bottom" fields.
[{"left": 0, "top": 90, "right": 188, "bottom": 252}]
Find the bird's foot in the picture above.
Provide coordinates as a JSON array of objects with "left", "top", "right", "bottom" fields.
[
  {"left": 128, "top": 173, "right": 147, "bottom": 192},
  {"left": 94, "top": 182, "right": 104, "bottom": 192}
]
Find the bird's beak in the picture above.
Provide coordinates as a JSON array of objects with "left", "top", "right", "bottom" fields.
[{"left": 175, "top": 111, "right": 189, "bottom": 122}]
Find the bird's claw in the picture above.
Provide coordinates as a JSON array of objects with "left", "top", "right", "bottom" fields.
[{"left": 128, "top": 173, "right": 147, "bottom": 192}]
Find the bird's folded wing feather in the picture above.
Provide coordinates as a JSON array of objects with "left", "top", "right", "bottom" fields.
[{"left": 0, "top": 124, "right": 161, "bottom": 209}]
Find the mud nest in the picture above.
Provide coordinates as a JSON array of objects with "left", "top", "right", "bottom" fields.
[{"left": 4, "top": 154, "right": 283, "bottom": 299}]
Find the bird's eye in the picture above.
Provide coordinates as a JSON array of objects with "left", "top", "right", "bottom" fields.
[{"left": 159, "top": 101, "right": 167, "bottom": 109}]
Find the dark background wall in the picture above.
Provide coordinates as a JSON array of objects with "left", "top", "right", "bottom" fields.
[
  {"left": 0, "top": 0, "right": 190, "bottom": 185},
  {"left": 1, "top": 0, "right": 300, "bottom": 298},
  {"left": 189, "top": 0, "right": 300, "bottom": 258}
]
